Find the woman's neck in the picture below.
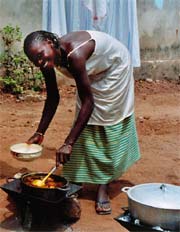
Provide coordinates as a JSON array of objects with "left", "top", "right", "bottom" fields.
[{"left": 58, "top": 47, "right": 69, "bottom": 68}]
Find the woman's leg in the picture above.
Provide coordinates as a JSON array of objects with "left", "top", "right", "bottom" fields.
[{"left": 95, "top": 184, "right": 111, "bottom": 215}]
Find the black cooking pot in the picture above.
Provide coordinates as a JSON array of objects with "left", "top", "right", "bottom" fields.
[{"left": 21, "top": 172, "right": 70, "bottom": 202}]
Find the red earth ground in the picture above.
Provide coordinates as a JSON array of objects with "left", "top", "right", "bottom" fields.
[{"left": 0, "top": 80, "right": 180, "bottom": 231}]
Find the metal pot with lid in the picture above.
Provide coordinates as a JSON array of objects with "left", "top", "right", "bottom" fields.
[{"left": 122, "top": 183, "right": 180, "bottom": 231}]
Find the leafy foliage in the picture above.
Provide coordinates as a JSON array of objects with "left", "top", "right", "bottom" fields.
[{"left": 0, "top": 25, "right": 44, "bottom": 95}]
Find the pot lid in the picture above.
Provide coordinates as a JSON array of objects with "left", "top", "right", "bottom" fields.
[{"left": 125, "top": 183, "right": 180, "bottom": 210}]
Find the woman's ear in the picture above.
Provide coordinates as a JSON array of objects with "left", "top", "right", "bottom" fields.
[{"left": 46, "top": 39, "right": 53, "bottom": 46}]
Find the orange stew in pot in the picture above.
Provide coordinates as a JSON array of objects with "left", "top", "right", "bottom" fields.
[{"left": 24, "top": 175, "right": 64, "bottom": 189}]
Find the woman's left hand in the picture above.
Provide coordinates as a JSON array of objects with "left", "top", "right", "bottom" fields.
[
  {"left": 56, "top": 144, "right": 72, "bottom": 166},
  {"left": 27, "top": 132, "right": 44, "bottom": 145}
]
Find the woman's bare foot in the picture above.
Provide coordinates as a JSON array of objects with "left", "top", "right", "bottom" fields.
[{"left": 95, "top": 184, "right": 111, "bottom": 215}]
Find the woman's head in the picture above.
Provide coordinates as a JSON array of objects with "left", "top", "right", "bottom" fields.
[{"left": 24, "top": 30, "right": 60, "bottom": 69}]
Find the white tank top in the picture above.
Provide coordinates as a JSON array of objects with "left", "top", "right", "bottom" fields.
[{"left": 57, "top": 30, "right": 134, "bottom": 125}]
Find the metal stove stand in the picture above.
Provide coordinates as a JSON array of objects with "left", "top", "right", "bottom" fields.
[
  {"left": 114, "top": 208, "right": 177, "bottom": 232},
  {"left": 1, "top": 178, "right": 82, "bottom": 231}
]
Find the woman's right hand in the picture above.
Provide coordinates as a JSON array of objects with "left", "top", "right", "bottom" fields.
[
  {"left": 56, "top": 143, "right": 72, "bottom": 166},
  {"left": 26, "top": 132, "right": 44, "bottom": 145}
]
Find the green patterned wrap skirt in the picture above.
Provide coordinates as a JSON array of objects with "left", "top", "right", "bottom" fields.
[{"left": 62, "top": 114, "right": 140, "bottom": 184}]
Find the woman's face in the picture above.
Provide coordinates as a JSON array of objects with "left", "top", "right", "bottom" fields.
[{"left": 29, "top": 40, "right": 57, "bottom": 69}]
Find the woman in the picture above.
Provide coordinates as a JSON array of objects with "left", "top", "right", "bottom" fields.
[{"left": 24, "top": 30, "right": 140, "bottom": 215}]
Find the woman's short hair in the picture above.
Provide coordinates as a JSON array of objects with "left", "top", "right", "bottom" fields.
[{"left": 24, "top": 30, "right": 59, "bottom": 56}]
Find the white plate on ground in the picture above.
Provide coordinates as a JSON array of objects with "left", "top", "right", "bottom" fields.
[{"left": 10, "top": 143, "right": 43, "bottom": 161}]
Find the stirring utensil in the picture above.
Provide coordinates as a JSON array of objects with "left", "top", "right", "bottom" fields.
[{"left": 32, "top": 166, "right": 57, "bottom": 187}]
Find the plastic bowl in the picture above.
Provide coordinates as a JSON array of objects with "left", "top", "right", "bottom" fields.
[{"left": 10, "top": 143, "right": 43, "bottom": 161}]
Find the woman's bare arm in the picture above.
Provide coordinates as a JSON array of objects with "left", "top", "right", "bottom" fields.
[{"left": 64, "top": 55, "right": 94, "bottom": 146}]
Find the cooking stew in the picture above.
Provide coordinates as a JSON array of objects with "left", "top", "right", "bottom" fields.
[{"left": 23, "top": 174, "right": 64, "bottom": 189}]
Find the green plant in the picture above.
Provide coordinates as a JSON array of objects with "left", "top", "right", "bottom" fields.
[
  {"left": 0, "top": 25, "right": 44, "bottom": 95},
  {"left": 0, "top": 25, "right": 22, "bottom": 49},
  {"left": 0, "top": 76, "right": 23, "bottom": 94}
]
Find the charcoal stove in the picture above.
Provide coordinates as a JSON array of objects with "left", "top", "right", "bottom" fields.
[
  {"left": 114, "top": 208, "right": 178, "bottom": 232},
  {"left": 0, "top": 177, "right": 82, "bottom": 231}
]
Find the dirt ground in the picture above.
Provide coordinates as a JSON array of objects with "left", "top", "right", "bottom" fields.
[{"left": 0, "top": 79, "right": 180, "bottom": 232}]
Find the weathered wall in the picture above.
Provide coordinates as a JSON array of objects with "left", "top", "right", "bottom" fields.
[
  {"left": 135, "top": 0, "right": 180, "bottom": 80},
  {"left": 0, "top": 0, "right": 42, "bottom": 34},
  {"left": 0, "top": 0, "right": 42, "bottom": 51},
  {"left": 0, "top": 0, "right": 179, "bottom": 80}
]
